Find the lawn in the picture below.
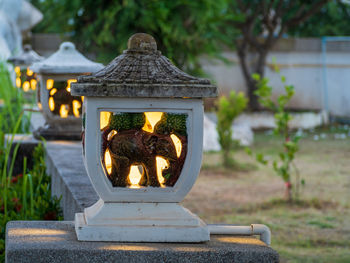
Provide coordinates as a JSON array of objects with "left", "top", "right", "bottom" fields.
[{"left": 183, "top": 126, "right": 350, "bottom": 263}]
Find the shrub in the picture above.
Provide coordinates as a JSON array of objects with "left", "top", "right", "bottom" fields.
[{"left": 216, "top": 91, "right": 248, "bottom": 168}]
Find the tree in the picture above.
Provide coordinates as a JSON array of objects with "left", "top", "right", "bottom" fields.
[
  {"left": 230, "top": 0, "right": 330, "bottom": 110},
  {"left": 30, "top": 0, "right": 237, "bottom": 75}
]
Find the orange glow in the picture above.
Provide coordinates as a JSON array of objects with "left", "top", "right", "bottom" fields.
[
  {"left": 22, "top": 81, "right": 30, "bottom": 92},
  {"left": 81, "top": 96, "right": 84, "bottom": 102},
  {"left": 26, "top": 68, "right": 34, "bottom": 76},
  {"left": 38, "top": 102, "right": 42, "bottom": 110},
  {"left": 72, "top": 100, "right": 81, "bottom": 117},
  {"left": 107, "top": 130, "right": 117, "bottom": 141},
  {"left": 156, "top": 156, "right": 169, "bottom": 185},
  {"left": 14, "top": 66, "right": 21, "bottom": 76},
  {"left": 66, "top": 79, "right": 77, "bottom": 93},
  {"left": 170, "top": 134, "right": 182, "bottom": 158},
  {"left": 104, "top": 149, "right": 112, "bottom": 175},
  {"left": 30, "top": 79, "right": 37, "bottom": 90},
  {"left": 100, "top": 112, "right": 111, "bottom": 130},
  {"left": 15, "top": 78, "right": 21, "bottom": 88},
  {"left": 48, "top": 97, "right": 55, "bottom": 111},
  {"left": 47, "top": 79, "right": 54, "bottom": 90},
  {"left": 129, "top": 165, "right": 142, "bottom": 188},
  {"left": 59, "top": 105, "right": 69, "bottom": 118},
  {"left": 142, "top": 112, "right": 163, "bottom": 133},
  {"left": 50, "top": 88, "right": 57, "bottom": 96}
]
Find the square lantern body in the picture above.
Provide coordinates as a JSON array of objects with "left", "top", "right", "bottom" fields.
[
  {"left": 31, "top": 42, "right": 103, "bottom": 140},
  {"left": 71, "top": 33, "right": 217, "bottom": 242}
]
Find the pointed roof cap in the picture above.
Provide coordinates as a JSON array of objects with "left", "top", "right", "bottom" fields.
[
  {"left": 7, "top": 45, "right": 44, "bottom": 67},
  {"left": 71, "top": 33, "right": 217, "bottom": 98},
  {"left": 31, "top": 42, "right": 104, "bottom": 74}
]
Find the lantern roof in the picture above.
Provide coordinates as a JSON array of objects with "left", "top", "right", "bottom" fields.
[
  {"left": 7, "top": 44, "right": 44, "bottom": 66},
  {"left": 31, "top": 42, "right": 104, "bottom": 74},
  {"left": 71, "top": 33, "right": 217, "bottom": 98}
]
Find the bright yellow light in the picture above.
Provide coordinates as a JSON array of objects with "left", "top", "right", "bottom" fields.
[
  {"left": 26, "top": 68, "right": 34, "bottom": 76},
  {"left": 14, "top": 66, "right": 21, "bottom": 76},
  {"left": 129, "top": 165, "right": 142, "bottom": 187},
  {"left": 15, "top": 78, "right": 21, "bottom": 88},
  {"left": 142, "top": 112, "right": 163, "bottom": 133},
  {"left": 100, "top": 112, "right": 111, "bottom": 130},
  {"left": 23, "top": 81, "right": 30, "bottom": 92},
  {"left": 156, "top": 156, "right": 169, "bottom": 185},
  {"left": 47, "top": 79, "right": 54, "bottom": 90},
  {"left": 59, "top": 105, "right": 69, "bottom": 118},
  {"left": 38, "top": 102, "right": 42, "bottom": 110},
  {"left": 170, "top": 134, "right": 182, "bottom": 158},
  {"left": 66, "top": 79, "right": 77, "bottom": 93},
  {"left": 72, "top": 100, "right": 81, "bottom": 117},
  {"left": 50, "top": 88, "right": 57, "bottom": 96},
  {"left": 107, "top": 130, "right": 117, "bottom": 141},
  {"left": 48, "top": 97, "right": 55, "bottom": 111},
  {"left": 81, "top": 96, "right": 84, "bottom": 102},
  {"left": 30, "top": 79, "right": 37, "bottom": 90},
  {"left": 104, "top": 149, "right": 112, "bottom": 175}
]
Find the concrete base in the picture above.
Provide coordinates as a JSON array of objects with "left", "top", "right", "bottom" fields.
[
  {"left": 33, "top": 125, "right": 82, "bottom": 141},
  {"left": 75, "top": 200, "right": 209, "bottom": 242},
  {"left": 6, "top": 221, "right": 279, "bottom": 263}
]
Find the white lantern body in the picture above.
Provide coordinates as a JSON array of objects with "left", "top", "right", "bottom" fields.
[{"left": 71, "top": 33, "right": 217, "bottom": 242}]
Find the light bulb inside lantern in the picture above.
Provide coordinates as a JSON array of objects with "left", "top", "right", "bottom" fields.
[
  {"left": 66, "top": 79, "right": 77, "bottom": 93},
  {"left": 47, "top": 79, "right": 54, "bottom": 90},
  {"left": 22, "top": 81, "right": 30, "bottom": 92},
  {"left": 142, "top": 112, "right": 163, "bottom": 133},
  {"left": 26, "top": 68, "right": 34, "bottom": 77},
  {"left": 48, "top": 97, "right": 55, "bottom": 111},
  {"left": 30, "top": 79, "right": 37, "bottom": 90},
  {"left": 170, "top": 134, "right": 182, "bottom": 158},
  {"left": 72, "top": 100, "right": 81, "bottom": 117},
  {"left": 59, "top": 105, "right": 69, "bottom": 118}
]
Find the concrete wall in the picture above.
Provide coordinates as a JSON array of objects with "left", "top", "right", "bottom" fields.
[{"left": 202, "top": 38, "right": 350, "bottom": 117}]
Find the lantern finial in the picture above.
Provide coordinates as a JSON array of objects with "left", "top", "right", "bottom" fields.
[{"left": 127, "top": 33, "right": 157, "bottom": 52}]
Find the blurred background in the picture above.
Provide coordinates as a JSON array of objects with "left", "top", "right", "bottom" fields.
[{"left": 1, "top": 0, "right": 350, "bottom": 262}]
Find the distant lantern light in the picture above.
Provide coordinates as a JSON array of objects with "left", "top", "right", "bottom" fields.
[
  {"left": 7, "top": 44, "right": 44, "bottom": 96},
  {"left": 71, "top": 33, "right": 217, "bottom": 242},
  {"left": 30, "top": 42, "right": 103, "bottom": 140}
]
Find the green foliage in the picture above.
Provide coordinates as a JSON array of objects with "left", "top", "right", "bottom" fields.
[
  {"left": 253, "top": 70, "right": 302, "bottom": 201},
  {"left": 216, "top": 91, "right": 248, "bottom": 168},
  {"left": 154, "top": 113, "right": 187, "bottom": 136},
  {"left": 30, "top": 0, "right": 237, "bottom": 74},
  {"left": 109, "top": 112, "right": 146, "bottom": 131},
  {"left": 0, "top": 62, "right": 62, "bottom": 261},
  {"left": 289, "top": 1, "right": 350, "bottom": 37}
]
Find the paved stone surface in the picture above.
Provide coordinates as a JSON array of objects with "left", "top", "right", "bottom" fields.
[
  {"left": 6, "top": 221, "right": 279, "bottom": 263},
  {"left": 45, "top": 141, "right": 98, "bottom": 220}
]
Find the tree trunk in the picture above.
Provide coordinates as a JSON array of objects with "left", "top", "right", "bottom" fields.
[{"left": 237, "top": 44, "right": 268, "bottom": 111}]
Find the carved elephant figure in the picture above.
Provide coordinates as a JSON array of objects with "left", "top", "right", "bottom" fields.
[{"left": 107, "top": 129, "right": 178, "bottom": 187}]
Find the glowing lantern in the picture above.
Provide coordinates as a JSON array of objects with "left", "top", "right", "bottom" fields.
[
  {"left": 30, "top": 42, "right": 103, "bottom": 140},
  {"left": 7, "top": 44, "right": 44, "bottom": 94},
  {"left": 71, "top": 33, "right": 217, "bottom": 242}
]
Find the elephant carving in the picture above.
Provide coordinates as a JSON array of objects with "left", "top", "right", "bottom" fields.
[
  {"left": 107, "top": 129, "right": 178, "bottom": 187},
  {"left": 101, "top": 112, "right": 188, "bottom": 187}
]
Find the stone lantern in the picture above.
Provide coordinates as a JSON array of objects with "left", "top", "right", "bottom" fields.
[
  {"left": 31, "top": 42, "right": 104, "bottom": 140},
  {"left": 7, "top": 44, "right": 44, "bottom": 93},
  {"left": 71, "top": 33, "right": 217, "bottom": 242}
]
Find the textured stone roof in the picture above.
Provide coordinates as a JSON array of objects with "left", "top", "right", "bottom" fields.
[
  {"left": 31, "top": 42, "right": 104, "bottom": 74},
  {"left": 7, "top": 45, "right": 44, "bottom": 67},
  {"left": 71, "top": 33, "right": 217, "bottom": 98}
]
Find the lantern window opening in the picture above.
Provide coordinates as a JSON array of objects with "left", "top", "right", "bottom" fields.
[{"left": 99, "top": 110, "right": 188, "bottom": 188}]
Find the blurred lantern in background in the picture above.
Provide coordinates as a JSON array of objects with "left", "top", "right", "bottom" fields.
[
  {"left": 7, "top": 44, "right": 44, "bottom": 94},
  {"left": 30, "top": 42, "right": 103, "bottom": 140}
]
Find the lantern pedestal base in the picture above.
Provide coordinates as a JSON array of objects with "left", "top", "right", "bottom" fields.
[
  {"left": 33, "top": 125, "right": 82, "bottom": 140},
  {"left": 75, "top": 199, "right": 209, "bottom": 242}
]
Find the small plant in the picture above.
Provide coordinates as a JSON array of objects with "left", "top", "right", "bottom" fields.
[
  {"left": 252, "top": 70, "right": 302, "bottom": 202},
  {"left": 216, "top": 90, "right": 248, "bottom": 168}
]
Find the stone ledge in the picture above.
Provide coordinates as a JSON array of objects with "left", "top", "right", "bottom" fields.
[
  {"left": 6, "top": 221, "right": 279, "bottom": 263},
  {"left": 45, "top": 142, "right": 98, "bottom": 220}
]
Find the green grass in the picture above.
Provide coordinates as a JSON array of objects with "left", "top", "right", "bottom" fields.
[{"left": 184, "top": 129, "right": 350, "bottom": 263}]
